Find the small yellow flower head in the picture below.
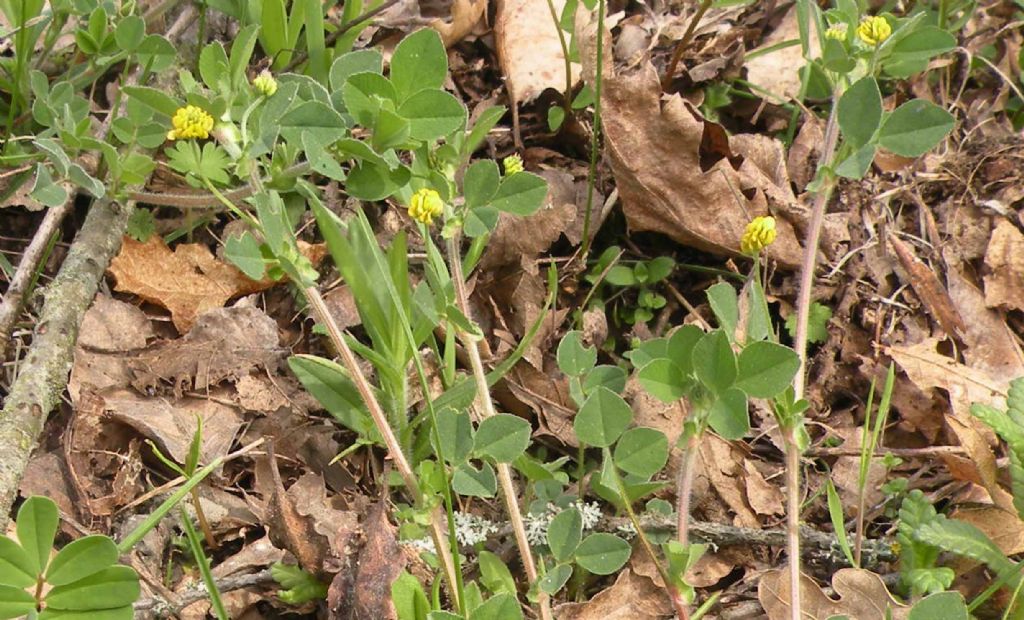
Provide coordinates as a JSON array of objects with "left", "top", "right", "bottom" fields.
[
  {"left": 503, "top": 154, "right": 524, "bottom": 176},
  {"left": 409, "top": 188, "right": 444, "bottom": 225},
  {"left": 166, "top": 105, "right": 214, "bottom": 141},
  {"left": 252, "top": 71, "right": 278, "bottom": 97},
  {"left": 857, "top": 16, "right": 891, "bottom": 46},
  {"left": 825, "top": 23, "right": 848, "bottom": 41},
  {"left": 741, "top": 216, "right": 777, "bottom": 255}
]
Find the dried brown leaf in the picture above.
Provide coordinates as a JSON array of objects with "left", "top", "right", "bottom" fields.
[
  {"left": 757, "top": 568, "right": 909, "bottom": 620},
  {"left": 102, "top": 388, "right": 243, "bottom": 464},
  {"left": 554, "top": 568, "right": 673, "bottom": 619},
  {"left": 744, "top": 6, "right": 814, "bottom": 102},
  {"left": 496, "top": 0, "right": 580, "bottom": 105},
  {"left": 109, "top": 236, "right": 323, "bottom": 333},
  {"left": 479, "top": 168, "right": 578, "bottom": 273},
  {"left": 888, "top": 234, "right": 966, "bottom": 341},
  {"left": 265, "top": 447, "right": 331, "bottom": 575},
  {"left": 78, "top": 295, "right": 154, "bottom": 351},
  {"left": 430, "top": 0, "right": 486, "bottom": 46},
  {"left": 953, "top": 506, "right": 1024, "bottom": 556},
  {"left": 887, "top": 337, "right": 1010, "bottom": 420},
  {"left": 575, "top": 15, "right": 803, "bottom": 266},
  {"left": 944, "top": 415, "right": 1015, "bottom": 511},
  {"left": 698, "top": 435, "right": 759, "bottom": 528},
  {"left": 983, "top": 220, "right": 1024, "bottom": 312},
  {"left": 128, "top": 306, "right": 283, "bottom": 396},
  {"left": 109, "top": 236, "right": 267, "bottom": 333},
  {"left": 347, "top": 501, "right": 404, "bottom": 620}
]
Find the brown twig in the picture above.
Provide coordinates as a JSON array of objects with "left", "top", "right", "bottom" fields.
[
  {"left": 661, "top": 0, "right": 713, "bottom": 92},
  {"left": 133, "top": 569, "right": 277, "bottom": 615},
  {"left": 0, "top": 200, "right": 74, "bottom": 357},
  {"left": 128, "top": 162, "right": 311, "bottom": 208}
]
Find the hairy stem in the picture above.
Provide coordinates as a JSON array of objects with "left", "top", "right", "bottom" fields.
[
  {"left": 445, "top": 235, "right": 552, "bottom": 620},
  {"left": 787, "top": 93, "right": 840, "bottom": 620},
  {"left": 784, "top": 428, "right": 803, "bottom": 619},
  {"left": 791, "top": 98, "right": 839, "bottom": 399},
  {"left": 606, "top": 446, "right": 688, "bottom": 619},
  {"left": 128, "top": 162, "right": 311, "bottom": 208},
  {"left": 302, "top": 286, "right": 460, "bottom": 609},
  {"left": 676, "top": 433, "right": 699, "bottom": 548}
]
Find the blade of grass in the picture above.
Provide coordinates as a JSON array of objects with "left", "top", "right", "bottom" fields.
[{"left": 179, "top": 506, "right": 228, "bottom": 620}]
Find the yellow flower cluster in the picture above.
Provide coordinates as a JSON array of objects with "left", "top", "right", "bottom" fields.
[
  {"left": 409, "top": 188, "right": 444, "bottom": 225},
  {"left": 252, "top": 71, "right": 278, "bottom": 97},
  {"left": 166, "top": 105, "right": 214, "bottom": 141},
  {"left": 825, "top": 23, "right": 848, "bottom": 41},
  {"left": 740, "top": 216, "right": 777, "bottom": 255},
  {"left": 503, "top": 154, "right": 524, "bottom": 176},
  {"left": 857, "top": 16, "right": 891, "bottom": 46}
]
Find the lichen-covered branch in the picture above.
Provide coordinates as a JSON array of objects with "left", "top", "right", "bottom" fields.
[{"left": 0, "top": 198, "right": 134, "bottom": 530}]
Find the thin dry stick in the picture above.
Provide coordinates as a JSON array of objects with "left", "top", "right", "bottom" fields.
[
  {"left": 445, "top": 236, "right": 552, "bottom": 620},
  {"left": 788, "top": 96, "right": 841, "bottom": 620},
  {"left": 660, "top": 0, "right": 713, "bottom": 92},
  {"left": 303, "top": 286, "right": 461, "bottom": 609},
  {"left": 0, "top": 199, "right": 74, "bottom": 356}
]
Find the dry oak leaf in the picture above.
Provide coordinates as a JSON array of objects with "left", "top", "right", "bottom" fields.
[
  {"left": 757, "top": 568, "right": 909, "bottom": 620},
  {"left": 496, "top": 0, "right": 580, "bottom": 106},
  {"left": 953, "top": 506, "right": 1024, "bottom": 556},
  {"left": 575, "top": 15, "right": 802, "bottom": 266},
  {"left": 109, "top": 236, "right": 268, "bottom": 333},
  {"left": 109, "top": 236, "right": 323, "bottom": 333},
  {"left": 127, "top": 305, "right": 283, "bottom": 396}
]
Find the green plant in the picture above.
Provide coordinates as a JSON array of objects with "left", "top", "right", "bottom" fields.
[
  {"left": 586, "top": 249, "right": 675, "bottom": 326},
  {"left": 626, "top": 277, "right": 800, "bottom": 615},
  {"left": 147, "top": 417, "right": 229, "bottom": 619},
  {"left": 784, "top": 4, "right": 960, "bottom": 615},
  {"left": 0, "top": 497, "right": 140, "bottom": 619},
  {"left": 885, "top": 378, "right": 1024, "bottom": 613},
  {"left": 188, "top": 24, "right": 559, "bottom": 616}
]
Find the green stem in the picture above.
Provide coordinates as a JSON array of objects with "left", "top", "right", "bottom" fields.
[
  {"left": 604, "top": 447, "right": 689, "bottom": 620},
  {"left": 180, "top": 506, "right": 228, "bottom": 620},
  {"left": 303, "top": 284, "right": 463, "bottom": 610},
  {"left": 5, "top": 0, "right": 30, "bottom": 138},
  {"left": 579, "top": 0, "right": 605, "bottom": 259},
  {"left": 444, "top": 233, "right": 551, "bottom": 620},
  {"left": 543, "top": 0, "right": 574, "bottom": 117}
]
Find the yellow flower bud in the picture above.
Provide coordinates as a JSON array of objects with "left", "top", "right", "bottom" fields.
[
  {"left": 166, "top": 105, "right": 214, "bottom": 141},
  {"left": 825, "top": 23, "right": 848, "bottom": 41},
  {"left": 252, "top": 71, "right": 278, "bottom": 97},
  {"left": 740, "top": 216, "right": 777, "bottom": 255},
  {"left": 503, "top": 154, "right": 524, "bottom": 176},
  {"left": 409, "top": 188, "right": 444, "bottom": 225},
  {"left": 857, "top": 16, "right": 891, "bottom": 46}
]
